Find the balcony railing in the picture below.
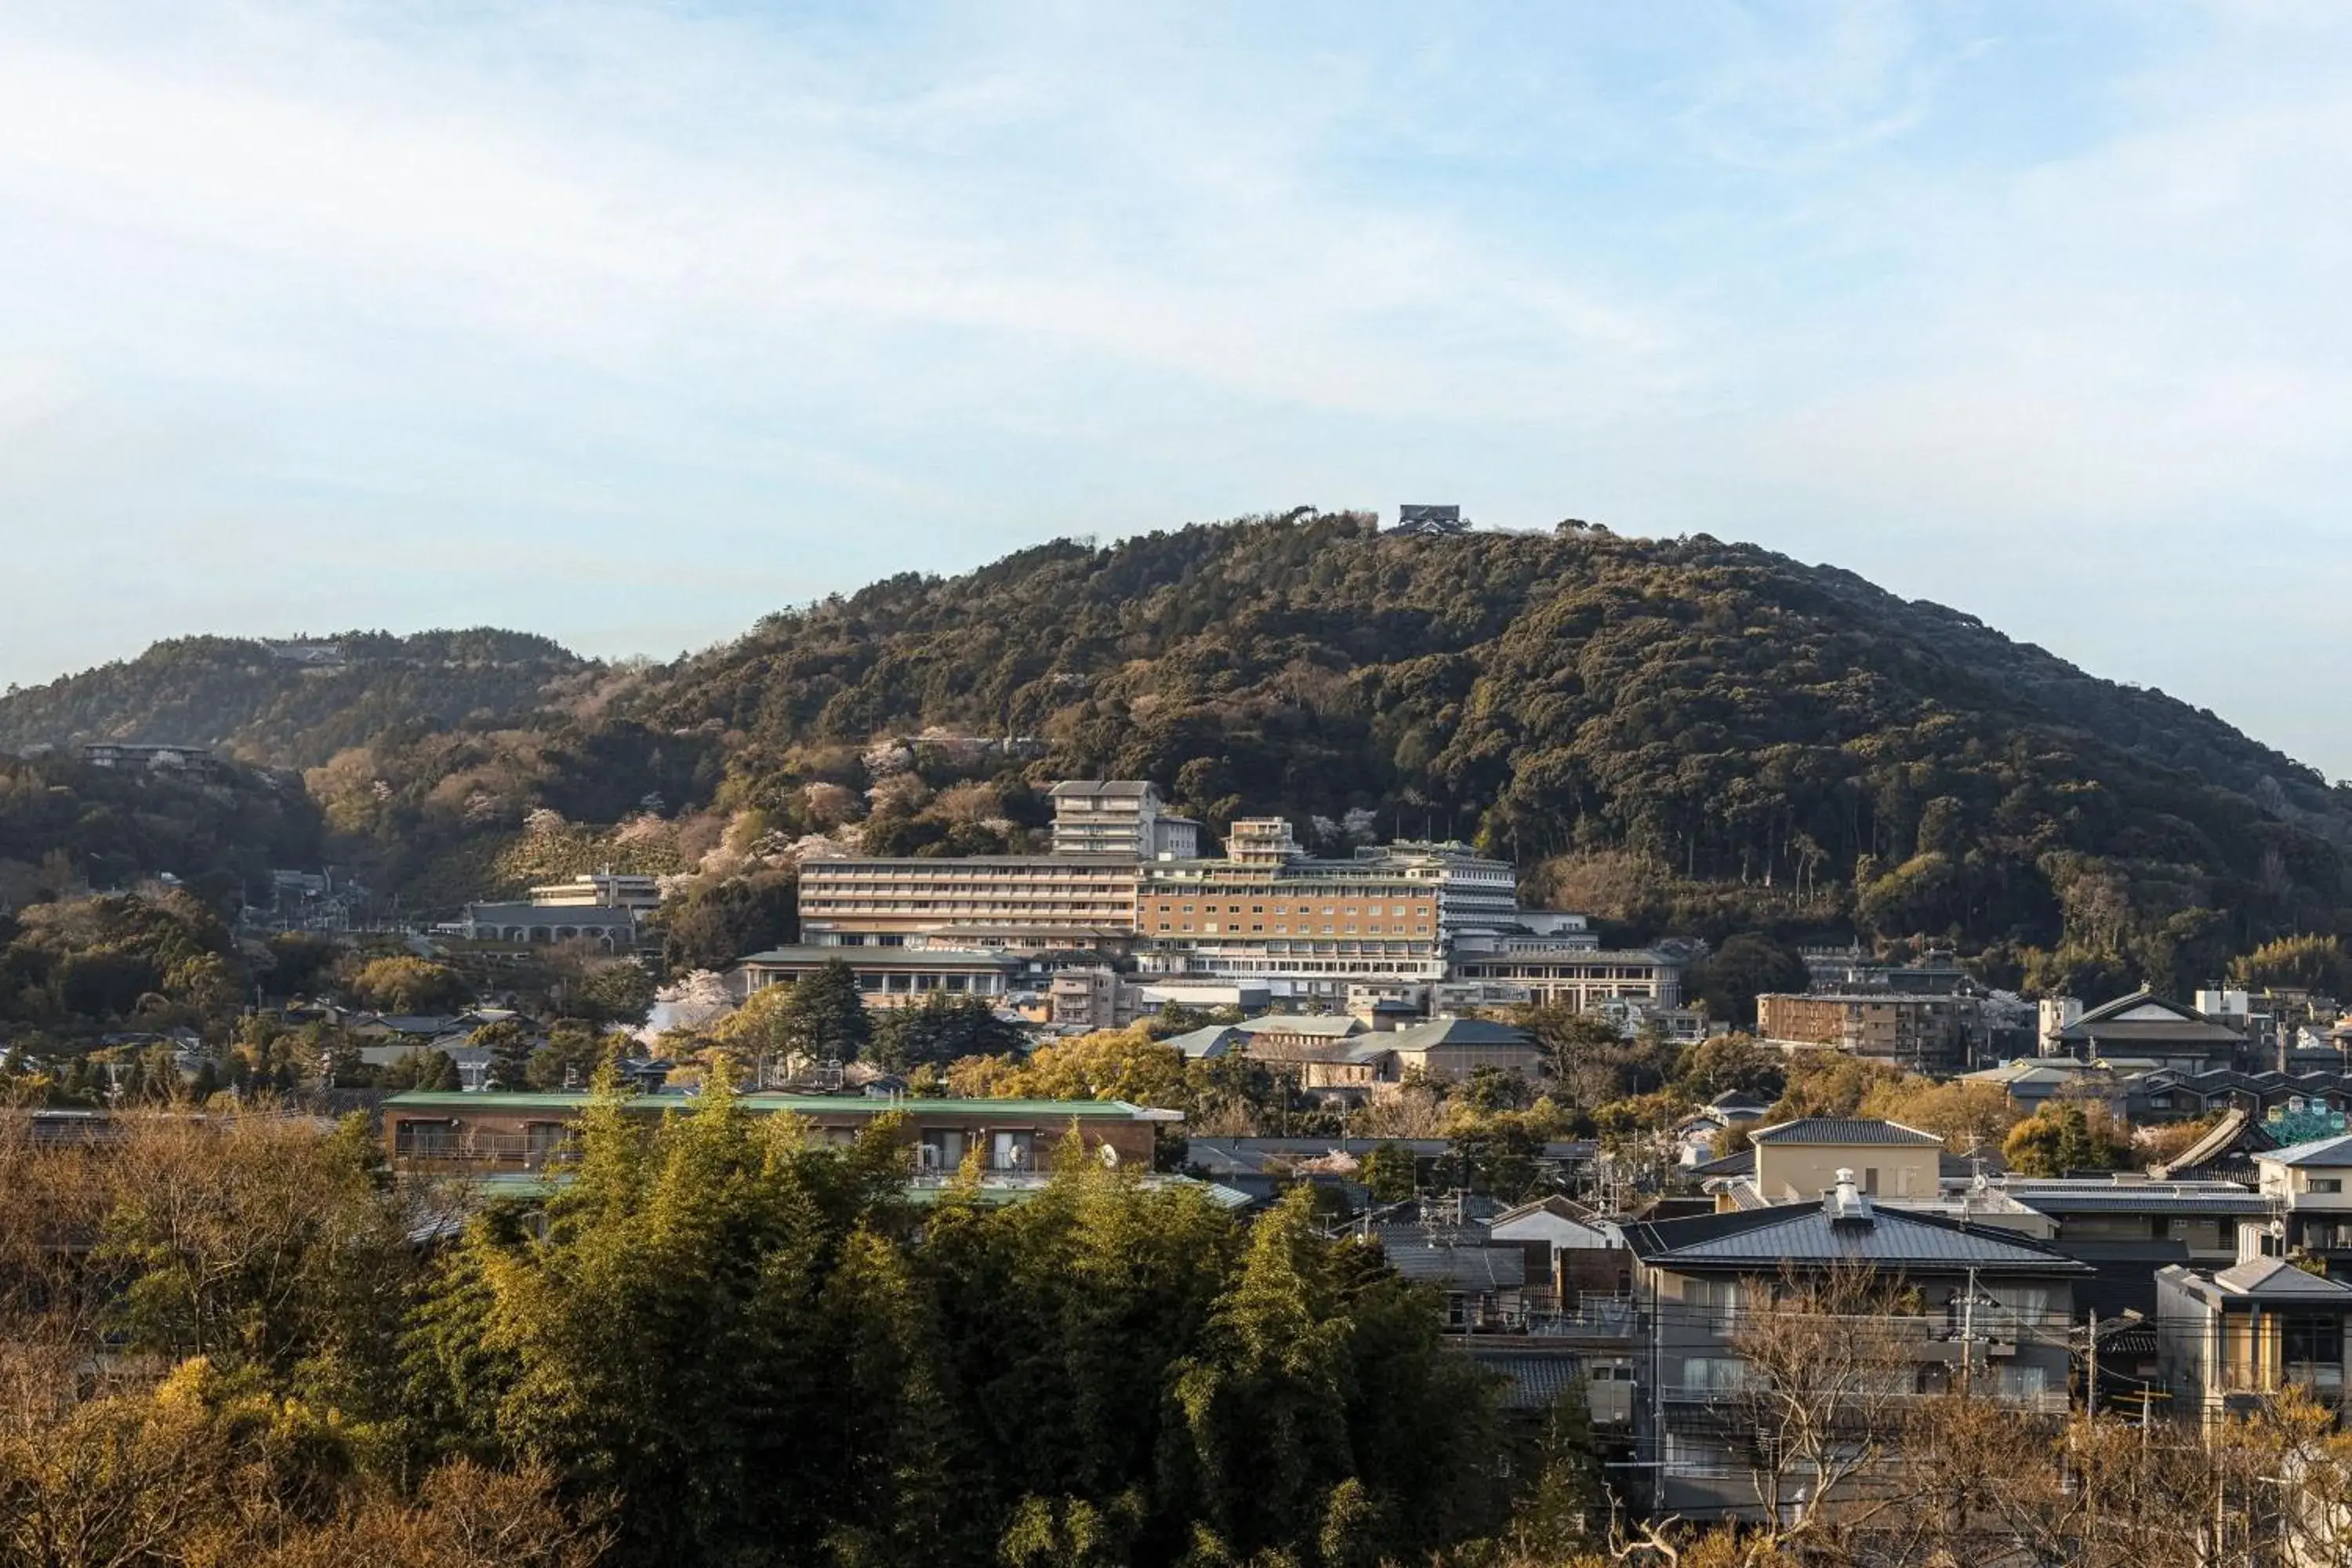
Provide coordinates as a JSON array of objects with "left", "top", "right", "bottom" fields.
[
  {"left": 1664, "top": 1384, "right": 2071, "bottom": 1415},
  {"left": 394, "top": 1133, "right": 572, "bottom": 1171}
]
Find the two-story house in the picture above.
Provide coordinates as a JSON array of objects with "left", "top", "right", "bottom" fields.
[
  {"left": 1994, "top": 1177, "right": 2267, "bottom": 1319},
  {"left": 1740, "top": 1117, "right": 1945, "bottom": 1204},
  {"left": 1623, "top": 1172, "right": 2092, "bottom": 1521},
  {"left": 2245, "top": 1134, "right": 2352, "bottom": 1279},
  {"left": 2157, "top": 1258, "right": 2352, "bottom": 1430}
]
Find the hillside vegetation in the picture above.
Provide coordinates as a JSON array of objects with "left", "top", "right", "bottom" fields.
[
  {"left": 0, "top": 628, "right": 590, "bottom": 768},
  {"left": 7, "top": 513, "right": 2350, "bottom": 993},
  {"left": 622, "top": 512, "right": 2352, "bottom": 989}
]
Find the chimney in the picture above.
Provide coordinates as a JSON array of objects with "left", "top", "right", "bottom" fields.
[{"left": 1824, "top": 1167, "right": 1875, "bottom": 1227}]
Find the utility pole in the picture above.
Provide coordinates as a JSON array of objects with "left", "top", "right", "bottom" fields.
[
  {"left": 2086, "top": 1311, "right": 2099, "bottom": 1419},
  {"left": 1961, "top": 1266, "right": 1979, "bottom": 1398}
]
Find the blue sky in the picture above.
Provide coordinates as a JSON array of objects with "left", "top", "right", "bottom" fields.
[{"left": 3, "top": 2, "right": 2349, "bottom": 775}]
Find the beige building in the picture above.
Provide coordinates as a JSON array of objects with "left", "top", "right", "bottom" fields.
[
  {"left": 1746, "top": 1117, "right": 1944, "bottom": 1203},
  {"left": 1136, "top": 856, "right": 1448, "bottom": 1000},
  {"left": 1047, "top": 780, "right": 1200, "bottom": 859},
  {"left": 734, "top": 945, "right": 1030, "bottom": 1010},
  {"left": 527, "top": 872, "right": 663, "bottom": 911},
  {"left": 1446, "top": 947, "right": 1684, "bottom": 1011},
  {"left": 796, "top": 856, "right": 1142, "bottom": 948}
]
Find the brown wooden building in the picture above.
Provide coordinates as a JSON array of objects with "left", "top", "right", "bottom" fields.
[{"left": 383, "top": 1090, "right": 1176, "bottom": 1175}]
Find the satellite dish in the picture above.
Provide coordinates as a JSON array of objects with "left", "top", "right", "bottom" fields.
[{"left": 1100, "top": 1143, "right": 1120, "bottom": 1169}]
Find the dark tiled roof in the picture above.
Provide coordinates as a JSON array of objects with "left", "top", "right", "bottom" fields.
[
  {"left": 1473, "top": 1353, "right": 1584, "bottom": 1411},
  {"left": 1686, "top": 1148, "right": 1755, "bottom": 1178},
  {"left": 2008, "top": 1185, "right": 2266, "bottom": 1216},
  {"left": 1624, "top": 1202, "right": 2093, "bottom": 1274},
  {"left": 1384, "top": 1243, "right": 1526, "bottom": 1290},
  {"left": 1748, "top": 1118, "right": 1942, "bottom": 1147}
]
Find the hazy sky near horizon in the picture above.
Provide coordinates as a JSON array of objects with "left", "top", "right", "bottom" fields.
[{"left": 4, "top": 2, "right": 2350, "bottom": 776}]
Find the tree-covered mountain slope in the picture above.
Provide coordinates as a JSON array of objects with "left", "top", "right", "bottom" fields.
[
  {"left": 0, "top": 630, "right": 591, "bottom": 769},
  {"left": 624, "top": 511, "right": 2352, "bottom": 985},
  {"left": 9, "top": 514, "right": 2347, "bottom": 989}
]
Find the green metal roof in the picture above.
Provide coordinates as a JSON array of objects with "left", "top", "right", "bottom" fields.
[{"left": 383, "top": 1091, "right": 1167, "bottom": 1120}]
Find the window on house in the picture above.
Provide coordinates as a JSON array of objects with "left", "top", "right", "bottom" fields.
[
  {"left": 1679, "top": 1356, "right": 1749, "bottom": 1392},
  {"left": 992, "top": 1131, "right": 1036, "bottom": 1171},
  {"left": 1862, "top": 1167, "right": 1879, "bottom": 1194},
  {"left": 2285, "top": 1316, "right": 2345, "bottom": 1388},
  {"left": 2314, "top": 1178, "right": 2345, "bottom": 1194}
]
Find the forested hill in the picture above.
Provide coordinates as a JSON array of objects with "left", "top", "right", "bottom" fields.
[
  {"left": 627, "top": 512, "right": 2352, "bottom": 989},
  {"left": 0, "top": 630, "right": 591, "bottom": 768},
  {"left": 9, "top": 513, "right": 2349, "bottom": 989}
]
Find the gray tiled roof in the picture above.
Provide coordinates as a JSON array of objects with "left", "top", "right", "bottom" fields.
[
  {"left": 2210, "top": 1257, "right": 2352, "bottom": 1299},
  {"left": 1624, "top": 1203, "right": 2093, "bottom": 1274},
  {"left": 1235, "top": 1014, "right": 1365, "bottom": 1039},
  {"left": 1748, "top": 1118, "right": 1942, "bottom": 1147},
  {"left": 1382, "top": 1018, "right": 1537, "bottom": 1052},
  {"left": 1382, "top": 1243, "right": 1527, "bottom": 1290},
  {"left": 1473, "top": 1353, "right": 1584, "bottom": 1411},
  {"left": 2006, "top": 1186, "right": 2267, "bottom": 1216},
  {"left": 1160, "top": 1025, "right": 1243, "bottom": 1059},
  {"left": 2258, "top": 1134, "right": 2352, "bottom": 1167}
]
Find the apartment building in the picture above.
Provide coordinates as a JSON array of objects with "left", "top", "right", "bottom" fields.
[{"left": 1757, "top": 992, "right": 1976, "bottom": 1073}]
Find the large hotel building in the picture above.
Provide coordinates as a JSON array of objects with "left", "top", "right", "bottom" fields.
[{"left": 796, "top": 779, "right": 1674, "bottom": 1006}]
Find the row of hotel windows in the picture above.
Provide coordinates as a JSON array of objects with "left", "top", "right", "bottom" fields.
[
  {"left": 802, "top": 900, "right": 1133, "bottom": 912},
  {"left": 1149, "top": 939, "right": 1436, "bottom": 954},
  {"left": 1459, "top": 964, "right": 1664, "bottom": 981},
  {"left": 1159, "top": 923, "right": 1432, "bottom": 936},
  {"left": 1158, "top": 903, "right": 1428, "bottom": 916}
]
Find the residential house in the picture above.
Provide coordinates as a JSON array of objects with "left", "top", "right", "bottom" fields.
[
  {"left": 1486, "top": 1194, "right": 1628, "bottom": 1304},
  {"left": 1995, "top": 1177, "right": 2268, "bottom": 1319},
  {"left": 1367, "top": 1222, "right": 1527, "bottom": 1331},
  {"left": 2248, "top": 1134, "right": 2352, "bottom": 1280},
  {"left": 2127, "top": 1067, "right": 2352, "bottom": 1127},
  {"left": 1744, "top": 1118, "right": 1944, "bottom": 1203},
  {"left": 1966, "top": 1057, "right": 2139, "bottom": 1117},
  {"left": 1624, "top": 1174, "right": 2091, "bottom": 1519},
  {"left": 2157, "top": 1258, "right": 2352, "bottom": 1429},
  {"left": 2153, "top": 1108, "right": 2282, "bottom": 1185}
]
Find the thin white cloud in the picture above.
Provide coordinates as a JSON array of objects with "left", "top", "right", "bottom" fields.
[{"left": 1, "top": 2, "right": 2350, "bottom": 775}]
